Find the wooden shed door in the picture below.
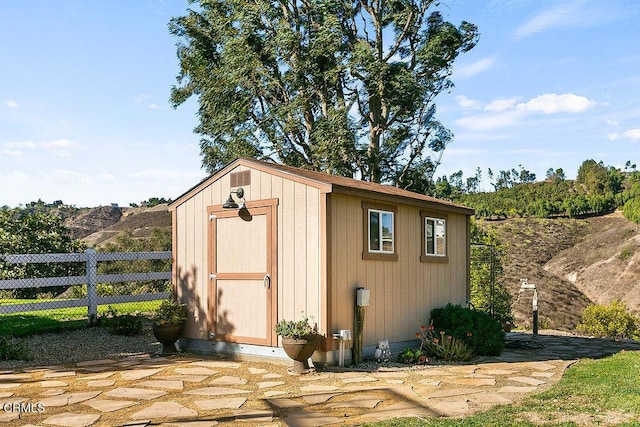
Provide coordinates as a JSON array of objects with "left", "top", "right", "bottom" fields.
[{"left": 207, "top": 204, "right": 277, "bottom": 346}]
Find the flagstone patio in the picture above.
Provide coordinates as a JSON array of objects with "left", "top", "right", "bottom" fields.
[{"left": 0, "top": 331, "right": 639, "bottom": 426}]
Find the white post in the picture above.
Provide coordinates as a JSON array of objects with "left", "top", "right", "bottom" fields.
[{"left": 86, "top": 249, "right": 98, "bottom": 324}]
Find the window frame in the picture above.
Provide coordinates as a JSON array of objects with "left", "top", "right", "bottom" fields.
[
  {"left": 362, "top": 201, "right": 398, "bottom": 261},
  {"left": 420, "top": 210, "right": 449, "bottom": 263}
]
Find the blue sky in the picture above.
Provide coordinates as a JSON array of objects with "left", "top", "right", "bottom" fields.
[{"left": 1, "top": 0, "right": 639, "bottom": 207}]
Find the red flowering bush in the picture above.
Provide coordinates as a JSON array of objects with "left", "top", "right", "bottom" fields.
[{"left": 416, "top": 321, "right": 474, "bottom": 362}]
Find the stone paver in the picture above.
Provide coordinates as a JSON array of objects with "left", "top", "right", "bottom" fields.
[
  {"left": 130, "top": 401, "right": 198, "bottom": 420},
  {"left": 209, "top": 375, "right": 248, "bottom": 386},
  {"left": 174, "top": 367, "right": 218, "bottom": 376},
  {"left": 233, "top": 409, "right": 273, "bottom": 422},
  {"left": 194, "top": 397, "right": 247, "bottom": 410},
  {"left": 1, "top": 331, "right": 638, "bottom": 427},
  {"left": 120, "top": 368, "right": 162, "bottom": 381},
  {"left": 184, "top": 386, "right": 251, "bottom": 396},
  {"left": 105, "top": 387, "right": 168, "bottom": 400},
  {"left": 138, "top": 379, "right": 184, "bottom": 390},
  {"left": 41, "top": 412, "right": 100, "bottom": 427},
  {"left": 38, "top": 391, "right": 102, "bottom": 407},
  {"left": 82, "top": 398, "right": 137, "bottom": 412}
]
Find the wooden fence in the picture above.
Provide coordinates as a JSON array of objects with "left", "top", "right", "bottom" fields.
[{"left": 0, "top": 249, "right": 172, "bottom": 320}]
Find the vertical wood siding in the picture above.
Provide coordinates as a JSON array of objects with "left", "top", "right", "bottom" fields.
[
  {"left": 174, "top": 165, "right": 322, "bottom": 341},
  {"left": 329, "top": 193, "right": 469, "bottom": 346}
]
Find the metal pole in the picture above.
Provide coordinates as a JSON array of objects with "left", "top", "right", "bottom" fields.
[{"left": 532, "top": 289, "right": 538, "bottom": 335}]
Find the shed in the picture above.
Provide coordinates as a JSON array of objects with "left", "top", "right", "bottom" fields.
[{"left": 170, "top": 157, "right": 474, "bottom": 364}]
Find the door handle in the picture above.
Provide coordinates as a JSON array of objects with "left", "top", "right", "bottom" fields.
[{"left": 263, "top": 274, "right": 270, "bottom": 289}]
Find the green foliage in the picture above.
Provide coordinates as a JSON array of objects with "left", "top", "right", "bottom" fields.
[
  {"left": 577, "top": 300, "right": 639, "bottom": 340},
  {"left": 0, "top": 337, "right": 32, "bottom": 361},
  {"left": 397, "top": 347, "right": 428, "bottom": 364},
  {"left": 0, "top": 208, "right": 85, "bottom": 298},
  {"left": 99, "top": 306, "right": 145, "bottom": 336},
  {"left": 623, "top": 197, "right": 640, "bottom": 224},
  {"left": 170, "top": 0, "right": 478, "bottom": 190},
  {"left": 576, "top": 159, "right": 623, "bottom": 195},
  {"left": 416, "top": 324, "right": 474, "bottom": 362},
  {"left": 152, "top": 299, "right": 187, "bottom": 326},
  {"left": 274, "top": 315, "right": 317, "bottom": 338},
  {"left": 470, "top": 221, "right": 513, "bottom": 325},
  {"left": 430, "top": 304, "right": 504, "bottom": 356},
  {"left": 619, "top": 246, "right": 635, "bottom": 261}
]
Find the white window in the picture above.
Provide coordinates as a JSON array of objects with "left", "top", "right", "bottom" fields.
[
  {"left": 368, "top": 209, "right": 394, "bottom": 253},
  {"left": 425, "top": 217, "right": 446, "bottom": 256}
]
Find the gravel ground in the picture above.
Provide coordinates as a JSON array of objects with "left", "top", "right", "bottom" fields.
[{"left": 0, "top": 324, "right": 162, "bottom": 370}]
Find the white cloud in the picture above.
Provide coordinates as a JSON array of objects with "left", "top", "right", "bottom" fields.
[
  {"left": 455, "top": 95, "right": 481, "bottom": 109},
  {"left": 5, "top": 140, "right": 36, "bottom": 149},
  {"left": 133, "top": 93, "right": 150, "bottom": 104},
  {"left": 514, "top": 2, "right": 581, "bottom": 40},
  {"left": 41, "top": 139, "right": 78, "bottom": 158},
  {"left": 456, "top": 56, "right": 496, "bottom": 78},
  {"left": 5, "top": 100, "right": 19, "bottom": 109},
  {"left": 625, "top": 129, "right": 640, "bottom": 140},
  {"left": 516, "top": 93, "right": 595, "bottom": 114},
  {"left": 454, "top": 93, "right": 595, "bottom": 132},
  {"left": 608, "top": 133, "right": 620, "bottom": 141},
  {"left": 2, "top": 140, "right": 35, "bottom": 157},
  {"left": 97, "top": 173, "right": 116, "bottom": 183},
  {"left": 607, "top": 118, "right": 620, "bottom": 126},
  {"left": 2, "top": 150, "right": 24, "bottom": 157},
  {"left": 513, "top": 0, "right": 628, "bottom": 40},
  {"left": 484, "top": 98, "right": 519, "bottom": 112},
  {"left": 445, "top": 148, "right": 488, "bottom": 155},
  {"left": 44, "top": 169, "right": 93, "bottom": 185},
  {"left": 148, "top": 103, "right": 161, "bottom": 110},
  {"left": 455, "top": 110, "right": 524, "bottom": 131}
]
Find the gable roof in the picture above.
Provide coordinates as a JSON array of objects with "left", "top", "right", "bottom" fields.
[{"left": 171, "top": 157, "right": 474, "bottom": 215}]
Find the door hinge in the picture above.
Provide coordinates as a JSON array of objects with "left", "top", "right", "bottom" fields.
[
  {"left": 209, "top": 214, "right": 216, "bottom": 221},
  {"left": 209, "top": 273, "right": 217, "bottom": 280}
]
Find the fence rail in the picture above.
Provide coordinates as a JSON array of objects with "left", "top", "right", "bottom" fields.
[{"left": 0, "top": 249, "right": 172, "bottom": 320}]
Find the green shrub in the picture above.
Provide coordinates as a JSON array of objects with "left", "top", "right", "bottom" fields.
[
  {"left": 577, "top": 301, "right": 639, "bottom": 340},
  {"left": 100, "top": 307, "right": 145, "bottom": 336},
  {"left": 430, "top": 303, "right": 505, "bottom": 356},
  {"left": 0, "top": 337, "right": 32, "bottom": 361}
]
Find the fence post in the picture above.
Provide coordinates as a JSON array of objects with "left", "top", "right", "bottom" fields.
[{"left": 86, "top": 249, "right": 98, "bottom": 325}]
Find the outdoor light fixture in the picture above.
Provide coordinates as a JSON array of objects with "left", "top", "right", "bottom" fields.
[{"left": 222, "top": 187, "right": 245, "bottom": 209}]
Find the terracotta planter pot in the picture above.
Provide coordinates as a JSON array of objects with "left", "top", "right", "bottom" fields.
[
  {"left": 152, "top": 322, "right": 184, "bottom": 354},
  {"left": 282, "top": 334, "right": 318, "bottom": 373}
]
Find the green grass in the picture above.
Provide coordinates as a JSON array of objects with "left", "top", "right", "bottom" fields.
[
  {"left": 0, "top": 300, "right": 162, "bottom": 337},
  {"left": 366, "top": 351, "right": 640, "bottom": 427}
]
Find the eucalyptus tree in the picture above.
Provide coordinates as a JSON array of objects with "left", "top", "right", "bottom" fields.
[{"left": 170, "top": 0, "right": 478, "bottom": 191}]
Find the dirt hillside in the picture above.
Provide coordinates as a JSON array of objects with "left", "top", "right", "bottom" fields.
[
  {"left": 484, "top": 212, "right": 640, "bottom": 331},
  {"left": 544, "top": 211, "right": 640, "bottom": 314},
  {"left": 64, "top": 204, "right": 171, "bottom": 247}
]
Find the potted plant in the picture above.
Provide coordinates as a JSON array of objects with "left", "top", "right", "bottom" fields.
[
  {"left": 274, "top": 315, "right": 318, "bottom": 373},
  {"left": 152, "top": 298, "right": 187, "bottom": 354}
]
